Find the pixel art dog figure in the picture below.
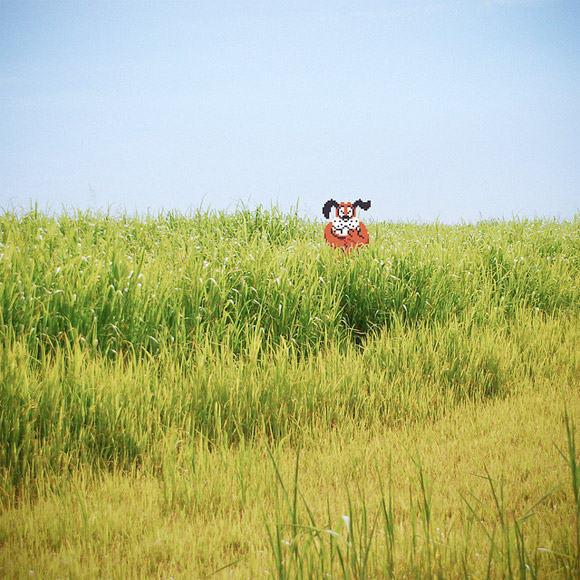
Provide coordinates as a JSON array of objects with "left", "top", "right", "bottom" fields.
[{"left": 323, "top": 199, "right": 371, "bottom": 251}]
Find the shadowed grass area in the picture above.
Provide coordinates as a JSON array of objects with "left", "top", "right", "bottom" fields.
[
  {"left": 0, "top": 208, "right": 579, "bottom": 578},
  {"left": 2, "top": 309, "right": 577, "bottom": 491}
]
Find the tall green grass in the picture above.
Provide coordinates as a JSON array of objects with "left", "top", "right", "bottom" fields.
[
  {"left": 2, "top": 308, "right": 576, "bottom": 491},
  {"left": 1, "top": 208, "right": 578, "bottom": 358},
  {"left": 1, "top": 208, "right": 579, "bottom": 578},
  {"left": 1, "top": 209, "right": 579, "bottom": 483}
]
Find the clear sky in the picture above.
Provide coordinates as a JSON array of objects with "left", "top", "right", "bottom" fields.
[{"left": 1, "top": 0, "right": 579, "bottom": 223}]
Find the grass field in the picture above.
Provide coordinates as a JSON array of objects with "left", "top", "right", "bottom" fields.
[{"left": 1, "top": 207, "right": 579, "bottom": 579}]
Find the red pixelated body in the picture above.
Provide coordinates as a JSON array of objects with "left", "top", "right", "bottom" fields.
[{"left": 322, "top": 199, "right": 371, "bottom": 252}]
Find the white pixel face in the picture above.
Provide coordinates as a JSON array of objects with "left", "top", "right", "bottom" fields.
[{"left": 332, "top": 216, "right": 359, "bottom": 237}]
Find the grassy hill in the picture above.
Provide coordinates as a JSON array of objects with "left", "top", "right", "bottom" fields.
[{"left": 1, "top": 208, "right": 579, "bottom": 578}]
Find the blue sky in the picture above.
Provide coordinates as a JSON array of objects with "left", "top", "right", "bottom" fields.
[{"left": 1, "top": 0, "right": 579, "bottom": 223}]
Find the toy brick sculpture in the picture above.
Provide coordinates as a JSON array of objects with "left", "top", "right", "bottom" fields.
[{"left": 322, "top": 199, "right": 371, "bottom": 251}]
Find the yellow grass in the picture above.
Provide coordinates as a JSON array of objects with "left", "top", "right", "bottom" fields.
[{"left": 1, "top": 312, "right": 578, "bottom": 579}]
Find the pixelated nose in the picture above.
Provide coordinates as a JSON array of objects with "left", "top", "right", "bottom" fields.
[{"left": 341, "top": 215, "right": 350, "bottom": 221}]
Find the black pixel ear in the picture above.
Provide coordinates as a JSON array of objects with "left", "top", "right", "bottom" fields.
[
  {"left": 353, "top": 199, "right": 371, "bottom": 212},
  {"left": 322, "top": 199, "right": 339, "bottom": 219}
]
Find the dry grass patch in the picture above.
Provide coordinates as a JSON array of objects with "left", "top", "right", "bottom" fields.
[{"left": 1, "top": 378, "right": 577, "bottom": 579}]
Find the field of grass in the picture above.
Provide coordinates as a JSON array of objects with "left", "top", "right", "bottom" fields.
[{"left": 1, "top": 207, "right": 579, "bottom": 578}]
